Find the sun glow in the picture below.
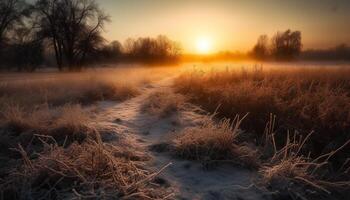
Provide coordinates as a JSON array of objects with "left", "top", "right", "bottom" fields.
[{"left": 196, "top": 37, "right": 212, "bottom": 54}]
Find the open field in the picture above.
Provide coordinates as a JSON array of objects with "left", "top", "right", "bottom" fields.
[
  {"left": 0, "top": 66, "right": 177, "bottom": 108},
  {"left": 174, "top": 63, "right": 350, "bottom": 199},
  {"left": 1, "top": 0, "right": 350, "bottom": 199},
  {"left": 0, "top": 65, "right": 178, "bottom": 199},
  {"left": 0, "top": 63, "right": 349, "bottom": 200},
  {"left": 174, "top": 64, "right": 350, "bottom": 151}
]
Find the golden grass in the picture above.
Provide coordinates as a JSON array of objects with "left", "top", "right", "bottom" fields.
[
  {"left": 174, "top": 66, "right": 350, "bottom": 155},
  {"left": 259, "top": 122, "right": 350, "bottom": 197},
  {"left": 174, "top": 114, "right": 259, "bottom": 168},
  {"left": 1, "top": 133, "right": 171, "bottom": 199},
  {"left": 0, "top": 66, "right": 174, "bottom": 152},
  {"left": 0, "top": 66, "right": 177, "bottom": 199},
  {"left": 0, "top": 104, "right": 96, "bottom": 151},
  {"left": 0, "top": 79, "right": 140, "bottom": 109},
  {"left": 142, "top": 90, "right": 185, "bottom": 117},
  {"left": 79, "top": 80, "right": 140, "bottom": 103},
  {"left": 174, "top": 65, "right": 350, "bottom": 198},
  {"left": 1, "top": 104, "right": 50, "bottom": 134},
  {"left": 0, "top": 66, "right": 176, "bottom": 109},
  {"left": 49, "top": 104, "right": 96, "bottom": 145}
]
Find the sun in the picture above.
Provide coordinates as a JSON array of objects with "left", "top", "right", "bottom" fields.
[{"left": 196, "top": 37, "right": 212, "bottom": 54}]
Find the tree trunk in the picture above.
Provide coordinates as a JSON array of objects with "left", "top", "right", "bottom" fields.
[{"left": 52, "top": 37, "right": 63, "bottom": 71}]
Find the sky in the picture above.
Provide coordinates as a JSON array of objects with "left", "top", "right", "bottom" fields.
[{"left": 91, "top": 0, "right": 350, "bottom": 53}]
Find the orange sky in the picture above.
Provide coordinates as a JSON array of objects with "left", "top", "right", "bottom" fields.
[{"left": 100, "top": 0, "right": 350, "bottom": 53}]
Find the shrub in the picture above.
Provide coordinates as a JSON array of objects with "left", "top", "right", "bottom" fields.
[
  {"left": 259, "top": 129, "right": 350, "bottom": 199},
  {"left": 0, "top": 104, "right": 95, "bottom": 147},
  {"left": 1, "top": 134, "right": 171, "bottom": 199},
  {"left": 81, "top": 81, "right": 140, "bottom": 104},
  {"left": 174, "top": 114, "right": 258, "bottom": 168},
  {"left": 142, "top": 90, "right": 185, "bottom": 117}
]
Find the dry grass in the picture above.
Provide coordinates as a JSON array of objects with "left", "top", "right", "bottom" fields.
[
  {"left": 1, "top": 134, "right": 171, "bottom": 199},
  {"left": 79, "top": 80, "right": 140, "bottom": 104},
  {"left": 0, "top": 78, "right": 140, "bottom": 109},
  {"left": 0, "top": 68, "right": 152, "bottom": 155},
  {"left": 174, "top": 114, "right": 259, "bottom": 168},
  {"left": 0, "top": 66, "right": 177, "bottom": 199},
  {"left": 0, "top": 66, "right": 176, "bottom": 109},
  {"left": 0, "top": 104, "right": 94, "bottom": 144},
  {"left": 0, "top": 66, "right": 172, "bottom": 156},
  {"left": 259, "top": 119, "right": 350, "bottom": 199},
  {"left": 142, "top": 90, "right": 185, "bottom": 117},
  {"left": 0, "top": 103, "right": 98, "bottom": 180},
  {"left": 174, "top": 65, "right": 350, "bottom": 198},
  {"left": 174, "top": 66, "right": 350, "bottom": 159},
  {"left": 1, "top": 104, "right": 51, "bottom": 135}
]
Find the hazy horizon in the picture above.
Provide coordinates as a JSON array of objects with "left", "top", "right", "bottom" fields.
[{"left": 96, "top": 0, "right": 350, "bottom": 53}]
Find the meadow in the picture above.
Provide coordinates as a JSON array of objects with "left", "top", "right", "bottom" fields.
[
  {"left": 0, "top": 63, "right": 349, "bottom": 200},
  {"left": 0, "top": 66, "right": 176, "bottom": 199},
  {"left": 1, "top": 0, "right": 349, "bottom": 199},
  {"left": 175, "top": 64, "right": 350, "bottom": 148},
  {"left": 173, "top": 63, "right": 350, "bottom": 199}
]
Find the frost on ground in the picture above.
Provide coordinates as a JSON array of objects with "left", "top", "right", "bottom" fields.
[{"left": 95, "top": 77, "right": 269, "bottom": 200}]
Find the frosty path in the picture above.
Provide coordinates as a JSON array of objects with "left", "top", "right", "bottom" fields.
[{"left": 95, "top": 77, "right": 267, "bottom": 200}]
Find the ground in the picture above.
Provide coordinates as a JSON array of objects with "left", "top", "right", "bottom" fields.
[
  {"left": 93, "top": 75, "right": 269, "bottom": 200},
  {"left": 2, "top": 63, "right": 349, "bottom": 199}
]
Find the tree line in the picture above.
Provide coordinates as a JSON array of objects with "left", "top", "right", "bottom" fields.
[
  {"left": 251, "top": 29, "right": 302, "bottom": 61},
  {"left": 0, "top": 0, "right": 181, "bottom": 71},
  {"left": 251, "top": 29, "right": 350, "bottom": 61},
  {"left": 301, "top": 44, "right": 350, "bottom": 61},
  {"left": 100, "top": 36, "right": 181, "bottom": 64},
  {"left": 1, "top": 1, "right": 348, "bottom": 71}
]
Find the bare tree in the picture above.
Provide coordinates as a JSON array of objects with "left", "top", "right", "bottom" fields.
[
  {"left": 123, "top": 38, "right": 136, "bottom": 55},
  {"left": 34, "top": 0, "right": 109, "bottom": 70},
  {"left": 252, "top": 34, "right": 269, "bottom": 60},
  {"left": 123, "top": 35, "right": 181, "bottom": 63},
  {"left": 0, "top": 0, "right": 28, "bottom": 52},
  {"left": 109, "top": 41, "right": 123, "bottom": 56},
  {"left": 8, "top": 26, "right": 43, "bottom": 71},
  {"left": 0, "top": 0, "right": 43, "bottom": 70},
  {"left": 271, "top": 29, "right": 302, "bottom": 60},
  {"left": 153, "top": 35, "right": 181, "bottom": 59},
  {"left": 99, "top": 40, "right": 123, "bottom": 60}
]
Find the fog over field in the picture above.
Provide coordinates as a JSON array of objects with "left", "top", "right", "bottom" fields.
[{"left": 0, "top": 0, "right": 350, "bottom": 200}]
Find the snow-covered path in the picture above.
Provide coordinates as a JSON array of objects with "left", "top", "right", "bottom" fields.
[{"left": 95, "top": 77, "right": 268, "bottom": 200}]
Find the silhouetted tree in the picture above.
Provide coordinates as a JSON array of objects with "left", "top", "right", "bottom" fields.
[
  {"left": 123, "top": 35, "right": 181, "bottom": 63},
  {"left": 123, "top": 38, "right": 136, "bottom": 55},
  {"left": 0, "top": 0, "right": 30, "bottom": 66},
  {"left": 0, "top": 0, "right": 43, "bottom": 71},
  {"left": 252, "top": 34, "right": 269, "bottom": 60},
  {"left": 97, "top": 40, "right": 123, "bottom": 61},
  {"left": 0, "top": 0, "right": 28, "bottom": 46},
  {"left": 9, "top": 22, "right": 43, "bottom": 71},
  {"left": 271, "top": 29, "right": 302, "bottom": 60},
  {"left": 34, "top": 0, "right": 109, "bottom": 70},
  {"left": 153, "top": 35, "right": 181, "bottom": 59},
  {"left": 109, "top": 41, "right": 123, "bottom": 56},
  {"left": 77, "top": 26, "right": 106, "bottom": 65}
]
